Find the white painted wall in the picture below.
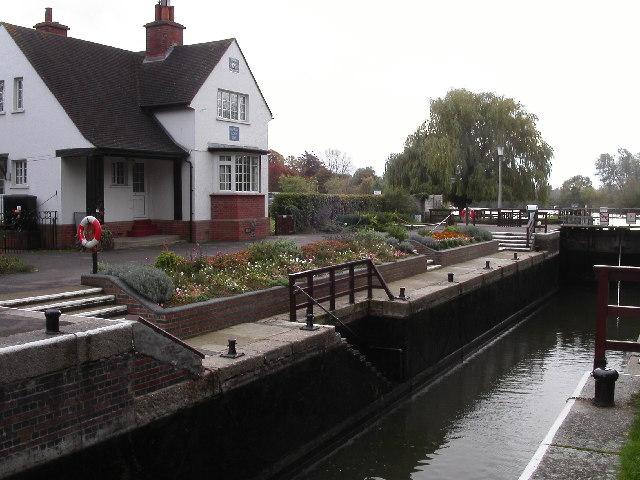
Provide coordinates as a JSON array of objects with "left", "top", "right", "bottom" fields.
[
  {"left": 60, "top": 157, "right": 85, "bottom": 225},
  {"left": 188, "top": 40, "right": 272, "bottom": 219},
  {"left": 0, "top": 26, "right": 93, "bottom": 222}
]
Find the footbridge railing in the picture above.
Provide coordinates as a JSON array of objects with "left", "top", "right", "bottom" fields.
[
  {"left": 288, "top": 259, "right": 394, "bottom": 322},
  {"left": 594, "top": 265, "right": 640, "bottom": 369}
]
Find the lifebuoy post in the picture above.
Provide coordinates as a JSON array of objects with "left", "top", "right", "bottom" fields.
[{"left": 78, "top": 216, "right": 103, "bottom": 274}]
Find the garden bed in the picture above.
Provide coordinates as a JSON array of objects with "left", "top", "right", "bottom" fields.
[{"left": 81, "top": 254, "right": 431, "bottom": 340}]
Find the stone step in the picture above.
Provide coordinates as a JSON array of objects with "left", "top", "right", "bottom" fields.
[
  {"left": 0, "top": 288, "right": 104, "bottom": 307},
  {"left": 23, "top": 295, "right": 117, "bottom": 312},
  {"left": 74, "top": 305, "right": 129, "bottom": 318}
]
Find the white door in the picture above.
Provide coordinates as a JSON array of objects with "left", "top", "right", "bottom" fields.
[{"left": 132, "top": 161, "right": 147, "bottom": 218}]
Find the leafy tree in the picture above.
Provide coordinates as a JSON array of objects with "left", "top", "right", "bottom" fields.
[
  {"left": 350, "top": 167, "right": 384, "bottom": 194},
  {"left": 385, "top": 89, "right": 553, "bottom": 208},
  {"left": 595, "top": 149, "right": 640, "bottom": 192},
  {"left": 297, "top": 151, "right": 324, "bottom": 178},
  {"left": 559, "top": 175, "right": 598, "bottom": 207},
  {"left": 325, "top": 175, "right": 351, "bottom": 194},
  {"left": 268, "top": 150, "right": 298, "bottom": 191},
  {"left": 278, "top": 175, "right": 318, "bottom": 193}
]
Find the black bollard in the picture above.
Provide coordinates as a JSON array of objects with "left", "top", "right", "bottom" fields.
[
  {"left": 45, "top": 309, "right": 61, "bottom": 334},
  {"left": 397, "top": 287, "right": 407, "bottom": 300},
  {"left": 448, "top": 273, "right": 454, "bottom": 282},
  {"left": 513, "top": 252, "right": 518, "bottom": 261},
  {"left": 592, "top": 368, "right": 619, "bottom": 407},
  {"left": 220, "top": 339, "right": 244, "bottom": 358},
  {"left": 300, "top": 313, "right": 319, "bottom": 331},
  {"left": 484, "top": 260, "right": 492, "bottom": 270}
]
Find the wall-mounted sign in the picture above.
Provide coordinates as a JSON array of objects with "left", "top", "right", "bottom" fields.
[
  {"left": 229, "top": 126, "right": 239, "bottom": 142},
  {"left": 599, "top": 207, "right": 609, "bottom": 226},
  {"left": 229, "top": 57, "right": 239, "bottom": 73},
  {"left": 627, "top": 212, "right": 637, "bottom": 224}
]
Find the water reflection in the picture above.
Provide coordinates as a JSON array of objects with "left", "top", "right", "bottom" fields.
[{"left": 298, "top": 285, "right": 638, "bottom": 480}]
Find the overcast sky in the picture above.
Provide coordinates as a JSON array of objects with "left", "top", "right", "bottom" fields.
[{"left": 4, "top": 0, "right": 640, "bottom": 188}]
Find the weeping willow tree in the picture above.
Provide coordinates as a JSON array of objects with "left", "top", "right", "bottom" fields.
[{"left": 385, "top": 89, "right": 553, "bottom": 208}]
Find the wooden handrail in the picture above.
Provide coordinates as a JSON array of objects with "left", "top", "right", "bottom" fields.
[
  {"left": 288, "top": 259, "right": 394, "bottom": 322},
  {"left": 593, "top": 265, "right": 640, "bottom": 369}
]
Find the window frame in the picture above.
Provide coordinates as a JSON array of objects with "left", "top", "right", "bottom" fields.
[
  {"left": 217, "top": 154, "right": 261, "bottom": 193},
  {"left": 13, "top": 77, "right": 23, "bottom": 112},
  {"left": 111, "top": 160, "right": 127, "bottom": 186},
  {"left": 13, "top": 159, "right": 27, "bottom": 187},
  {"left": 0, "top": 155, "right": 7, "bottom": 194},
  {"left": 217, "top": 90, "right": 248, "bottom": 122}
]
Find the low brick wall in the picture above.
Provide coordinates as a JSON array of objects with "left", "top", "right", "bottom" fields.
[
  {"left": 0, "top": 312, "right": 203, "bottom": 478},
  {"left": 82, "top": 255, "right": 433, "bottom": 339},
  {"left": 411, "top": 240, "right": 499, "bottom": 266}
]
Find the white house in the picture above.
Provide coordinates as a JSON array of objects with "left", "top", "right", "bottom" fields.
[{"left": 0, "top": 1, "right": 272, "bottom": 247}]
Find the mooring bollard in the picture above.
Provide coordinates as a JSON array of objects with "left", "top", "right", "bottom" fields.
[
  {"left": 220, "top": 339, "right": 244, "bottom": 358},
  {"left": 513, "top": 252, "right": 518, "bottom": 261},
  {"left": 448, "top": 272, "right": 454, "bottom": 282},
  {"left": 300, "top": 313, "right": 319, "bottom": 331},
  {"left": 45, "top": 309, "right": 61, "bottom": 334},
  {"left": 592, "top": 368, "right": 619, "bottom": 407},
  {"left": 484, "top": 260, "right": 491, "bottom": 270}
]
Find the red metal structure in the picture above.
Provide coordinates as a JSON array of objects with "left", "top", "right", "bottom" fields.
[{"left": 593, "top": 265, "right": 640, "bottom": 369}]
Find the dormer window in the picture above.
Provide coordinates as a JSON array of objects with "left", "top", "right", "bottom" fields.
[
  {"left": 13, "top": 77, "right": 24, "bottom": 112},
  {"left": 217, "top": 90, "right": 247, "bottom": 121}
]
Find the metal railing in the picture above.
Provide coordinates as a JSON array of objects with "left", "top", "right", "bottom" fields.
[
  {"left": 0, "top": 210, "right": 58, "bottom": 252},
  {"left": 593, "top": 265, "right": 640, "bottom": 369},
  {"left": 288, "top": 259, "right": 395, "bottom": 322}
]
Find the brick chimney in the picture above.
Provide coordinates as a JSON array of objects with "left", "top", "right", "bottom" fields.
[
  {"left": 33, "top": 8, "right": 70, "bottom": 36},
  {"left": 144, "top": 0, "right": 185, "bottom": 61}
]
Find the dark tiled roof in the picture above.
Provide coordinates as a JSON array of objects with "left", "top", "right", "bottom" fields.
[
  {"left": 139, "top": 39, "right": 233, "bottom": 107},
  {"left": 2, "top": 23, "right": 202, "bottom": 156}
]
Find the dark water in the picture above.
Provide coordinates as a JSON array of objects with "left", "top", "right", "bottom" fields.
[{"left": 297, "top": 284, "right": 640, "bottom": 480}]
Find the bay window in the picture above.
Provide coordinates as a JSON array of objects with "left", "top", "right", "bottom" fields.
[{"left": 218, "top": 155, "right": 260, "bottom": 192}]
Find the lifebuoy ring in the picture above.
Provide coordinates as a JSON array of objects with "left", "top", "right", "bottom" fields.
[{"left": 78, "top": 216, "right": 102, "bottom": 249}]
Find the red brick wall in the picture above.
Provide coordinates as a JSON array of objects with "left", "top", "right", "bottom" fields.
[
  {"left": 0, "top": 352, "right": 190, "bottom": 465},
  {"left": 210, "top": 194, "right": 269, "bottom": 241}
]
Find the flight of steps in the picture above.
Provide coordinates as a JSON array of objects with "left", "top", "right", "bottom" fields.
[
  {"left": 426, "top": 258, "right": 442, "bottom": 271},
  {"left": 491, "top": 231, "right": 532, "bottom": 252},
  {"left": 0, "top": 287, "right": 128, "bottom": 320}
]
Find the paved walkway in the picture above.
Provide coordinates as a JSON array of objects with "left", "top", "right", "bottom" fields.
[{"left": 0, "top": 233, "right": 327, "bottom": 297}]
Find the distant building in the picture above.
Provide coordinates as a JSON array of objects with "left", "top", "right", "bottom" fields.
[{"left": 0, "top": 1, "right": 272, "bottom": 246}]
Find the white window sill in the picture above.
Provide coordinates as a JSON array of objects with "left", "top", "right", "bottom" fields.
[
  {"left": 11, "top": 184, "right": 29, "bottom": 189},
  {"left": 0, "top": 111, "right": 5, "bottom": 115},
  {"left": 216, "top": 117, "right": 250, "bottom": 125},
  {"left": 11, "top": 109, "right": 24, "bottom": 114}
]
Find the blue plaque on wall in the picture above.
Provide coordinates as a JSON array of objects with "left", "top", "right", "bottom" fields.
[{"left": 229, "top": 126, "right": 239, "bottom": 142}]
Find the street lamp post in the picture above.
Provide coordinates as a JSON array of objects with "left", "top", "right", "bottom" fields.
[{"left": 497, "top": 146, "right": 504, "bottom": 209}]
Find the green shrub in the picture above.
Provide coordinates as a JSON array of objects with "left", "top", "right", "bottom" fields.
[
  {"left": 457, "top": 225, "right": 493, "bottom": 241},
  {"left": 155, "top": 251, "right": 184, "bottom": 273},
  {"left": 409, "top": 232, "right": 437, "bottom": 249},
  {"left": 385, "top": 224, "right": 408, "bottom": 242},
  {"left": 99, "top": 227, "right": 114, "bottom": 251},
  {"left": 353, "top": 228, "right": 387, "bottom": 249},
  {"left": 397, "top": 241, "right": 416, "bottom": 253},
  {"left": 247, "top": 239, "right": 303, "bottom": 263},
  {"left": 0, "top": 255, "right": 33, "bottom": 274},
  {"left": 98, "top": 263, "right": 174, "bottom": 304}
]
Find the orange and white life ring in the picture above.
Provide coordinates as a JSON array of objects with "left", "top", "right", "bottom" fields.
[{"left": 78, "top": 216, "right": 102, "bottom": 249}]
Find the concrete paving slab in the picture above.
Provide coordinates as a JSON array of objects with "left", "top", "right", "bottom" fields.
[{"left": 523, "top": 372, "right": 640, "bottom": 480}]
